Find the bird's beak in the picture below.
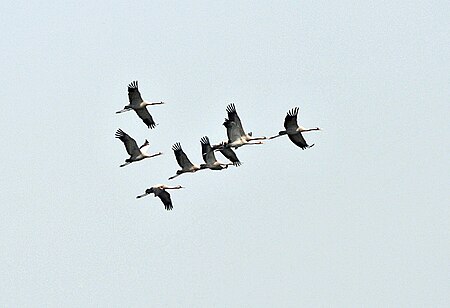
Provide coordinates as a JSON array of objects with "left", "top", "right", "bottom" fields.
[{"left": 136, "top": 193, "right": 149, "bottom": 199}]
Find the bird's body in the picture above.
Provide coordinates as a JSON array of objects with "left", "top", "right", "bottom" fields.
[
  {"left": 169, "top": 142, "right": 202, "bottom": 180},
  {"left": 222, "top": 103, "right": 266, "bottom": 149},
  {"left": 269, "top": 107, "right": 320, "bottom": 149},
  {"left": 136, "top": 184, "right": 183, "bottom": 211},
  {"left": 199, "top": 136, "right": 232, "bottom": 170},
  {"left": 115, "top": 129, "right": 162, "bottom": 167},
  {"left": 116, "top": 81, "right": 164, "bottom": 129}
]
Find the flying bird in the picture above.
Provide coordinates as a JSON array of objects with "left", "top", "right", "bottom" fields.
[
  {"left": 199, "top": 136, "right": 233, "bottom": 170},
  {"left": 136, "top": 184, "right": 184, "bottom": 211},
  {"left": 269, "top": 107, "right": 320, "bottom": 149},
  {"left": 222, "top": 103, "right": 266, "bottom": 149},
  {"left": 211, "top": 141, "right": 242, "bottom": 166},
  {"left": 115, "top": 129, "right": 162, "bottom": 167},
  {"left": 168, "top": 142, "right": 202, "bottom": 180},
  {"left": 116, "top": 81, "right": 164, "bottom": 129}
]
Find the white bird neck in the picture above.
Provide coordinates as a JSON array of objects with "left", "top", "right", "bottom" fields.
[
  {"left": 144, "top": 101, "right": 163, "bottom": 106},
  {"left": 298, "top": 126, "right": 319, "bottom": 132}
]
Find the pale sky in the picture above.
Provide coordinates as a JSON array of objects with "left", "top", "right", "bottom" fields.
[{"left": 1, "top": 1, "right": 449, "bottom": 307}]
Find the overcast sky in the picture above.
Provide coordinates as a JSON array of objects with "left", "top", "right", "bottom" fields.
[{"left": 1, "top": 1, "right": 449, "bottom": 307}]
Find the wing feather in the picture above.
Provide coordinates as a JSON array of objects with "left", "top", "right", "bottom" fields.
[
  {"left": 115, "top": 129, "right": 140, "bottom": 157},
  {"left": 200, "top": 136, "right": 217, "bottom": 164},
  {"left": 284, "top": 107, "right": 299, "bottom": 131},
  {"left": 219, "top": 147, "right": 241, "bottom": 166},
  {"left": 225, "top": 103, "right": 245, "bottom": 136},
  {"left": 172, "top": 143, "right": 195, "bottom": 169},
  {"left": 288, "top": 132, "right": 311, "bottom": 149},
  {"left": 158, "top": 190, "right": 173, "bottom": 210},
  {"left": 135, "top": 107, "right": 156, "bottom": 129},
  {"left": 128, "top": 80, "right": 143, "bottom": 105},
  {"left": 223, "top": 118, "right": 243, "bottom": 143}
]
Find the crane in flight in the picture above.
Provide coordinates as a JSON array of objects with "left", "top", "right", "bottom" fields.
[
  {"left": 199, "top": 136, "right": 233, "bottom": 170},
  {"left": 222, "top": 103, "right": 266, "bottom": 149},
  {"left": 116, "top": 81, "right": 164, "bottom": 129},
  {"left": 136, "top": 184, "right": 184, "bottom": 211},
  {"left": 115, "top": 129, "right": 162, "bottom": 167},
  {"left": 168, "top": 142, "right": 202, "bottom": 180},
  {"left": 269, "top": 107, "right": 320, "bottom": 149}
]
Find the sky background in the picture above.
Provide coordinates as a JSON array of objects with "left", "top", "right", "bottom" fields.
[{"left": 1, "top": 1, "right": 449, "bottom": 307}]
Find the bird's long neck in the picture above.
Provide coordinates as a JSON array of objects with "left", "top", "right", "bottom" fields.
[
  {"left": 299, "top": 127, "right": 320, "bottom": 132},
  {"left": 245, "top": 140, "right": 264, "bottom": 145},
  {"left": 248, "top": 136, "right": 266, "bottom": 141},
  {"left": 144, "top": 101, "right": 164, "bottom": 106},
  {"left": 165, "top": 185, "right": 183, "bottom": 190},
  {"left": 145, "top": 152, "right": 162, "bottom": 158}
]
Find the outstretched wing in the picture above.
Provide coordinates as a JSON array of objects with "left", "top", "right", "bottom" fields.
[
  {"left": 128, "top": 81, "right": 143, "bottom": 105},
  {"left": 223, "top": 118, "right": 243, "bottom": 143},
  {"left": 200, "top": 136, "right": 217, "bottom": 164},
  {"left": 284, "top": 107, "right": 299, "bottom": 131},
  {"left": 172, "top": 143, "right": 195, "bottom": 169},
  {"left": 226, "top": 103, "right": 245, "bottom": 136},
  {"left": 115, "top": 129, "right": 140, "bottom": 157},
  {"left": 284, "top": 107, "right": 298, "bottom": 131},
  {"left": 219, "top": 147, "right": 241, "bottom": 166},
  {"left": 288, "top": 132, "right": 311, "bottom": 149},
  {"left": 158, "top": 190, "right": 173, "bottom": 211},
  {"left": 134, "top": 107, "right": 156, "bottom": 129}
]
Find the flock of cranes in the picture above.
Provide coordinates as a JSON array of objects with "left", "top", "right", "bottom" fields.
[{"left": 116, "top": 81, "right": 321, "bottom": 210}]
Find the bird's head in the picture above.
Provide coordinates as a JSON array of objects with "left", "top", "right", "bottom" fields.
[{"left": 115, "top": 105, "right": 132, "bottom": 114}]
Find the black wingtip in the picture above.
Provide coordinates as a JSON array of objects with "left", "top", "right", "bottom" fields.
[
  {"left": 172, "top": 142, "right": 182, "bottom": 151},
  {"left": 128, "top": 80, "right": 138, "bottom": 89},
  {"left": 200, "top": 136, "right": 210, "bottom": 145},
  {"left": 115, "top": 128, "right": 125, "bottom": 138},
  {"left": 143, "top": 118, "right": 157, "bottom": 129},
  {"left": 226, "top": 103, "right": 236, "bottom": 113}
]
